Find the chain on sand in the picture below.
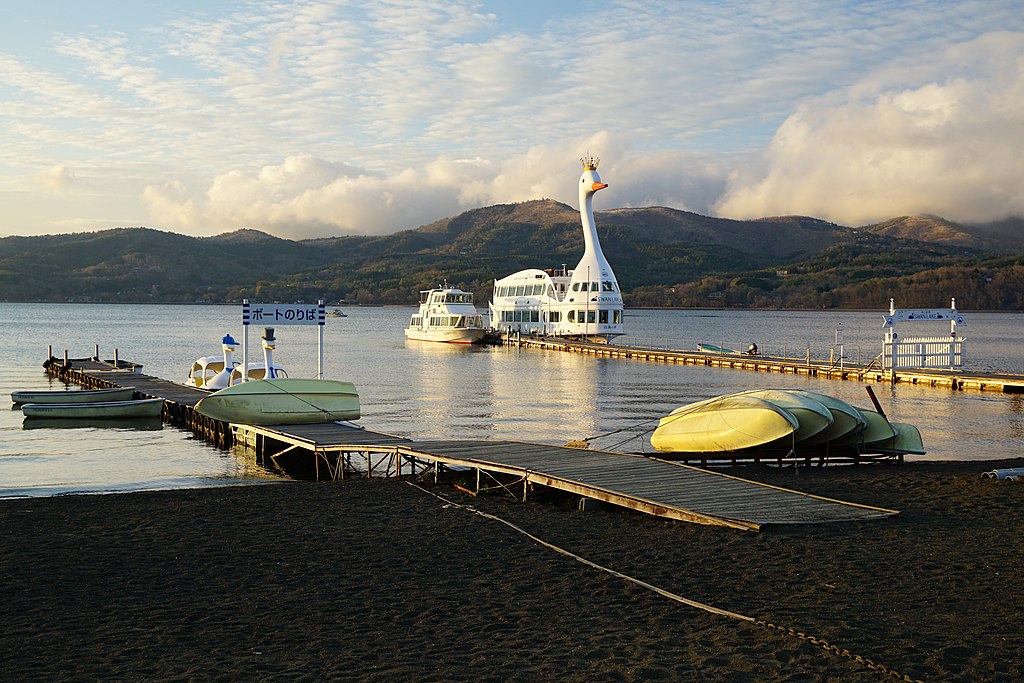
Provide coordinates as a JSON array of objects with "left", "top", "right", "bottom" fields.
[{"left": 756, "top": 620, "right": 925, "bottom": 683}]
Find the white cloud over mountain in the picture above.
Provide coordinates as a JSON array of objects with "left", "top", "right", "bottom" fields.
[{"left": 1, "top": 1, "right": 1022, "bottom": 238}]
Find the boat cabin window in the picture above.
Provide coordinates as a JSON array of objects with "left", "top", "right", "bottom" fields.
[
  {"left": 500, "top": 310, "right": 540, "bottom": 323},
  {"left": 410, "top": 316, "right": 422, "bottom": 326},
  {"left": 572, "top": 283, "right": 580, "bottom": 292},
  {"left": 602, "top": 281, "right": 615, "bottom": 291},
  {"left": 599, "top": 310, "right": 608, "bottom": 324},
  {"left": 568, "top": 310, "right": 575, "bottom": 322},
  {"left": 591, "top": 282, "right": 598, "bottom": 292},
  {"left": 613, "top": 310, "right": 622, "bottom": 324},
  {"left": 549, "top": 311, "right": 561, "bottom": 323}
]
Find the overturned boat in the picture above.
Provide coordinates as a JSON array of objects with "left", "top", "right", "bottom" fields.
[
  {"left": 651, "top": 388, "right": 924, "bottom": 460},
  {"left": 195, "top": 378, "right": 360, "bottom": 425}
]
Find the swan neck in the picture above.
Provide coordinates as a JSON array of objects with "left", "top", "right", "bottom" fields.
[{"left": 580, "top": 191, "right": 598, "bottom": 256}]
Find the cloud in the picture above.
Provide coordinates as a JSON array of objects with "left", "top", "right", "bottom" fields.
[
  {"left": 140, "top": 131, "right": 738, "bottom": 239},
  {"left": 716, "top": 31, "right": 1024, "bottom": 225},
  {"left": 36, "top": 164, "right": 77, "bottom": 194},
  {"left": 5, "top": 3, "right": 1024, "bottom": 238}
]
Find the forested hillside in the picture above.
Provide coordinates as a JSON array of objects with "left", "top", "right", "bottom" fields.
[{"left": 1, "top": 202, "right": 1021, "bottom": 310}]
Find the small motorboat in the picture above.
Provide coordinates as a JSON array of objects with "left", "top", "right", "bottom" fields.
[
  {"left": 20, "top": 398, "right": 165, "bottom": 419},
  {"left": 696, "top": 343, "right": 739, "bottom": 355},
  {"left": 195, "top": 378, "right": 359, "bottom": 425},
  {"left": 11, "top": 386, "right": 136, "bottom": 405}
]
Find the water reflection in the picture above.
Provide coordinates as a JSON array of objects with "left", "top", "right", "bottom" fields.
[
  {"left": 22, "top": 417, "right": 164, "bottom": 431},
  {"left": 2, "top": 303, "right": 1023, "bottom": 499}
]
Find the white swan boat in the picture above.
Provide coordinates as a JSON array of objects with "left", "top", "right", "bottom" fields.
[
  {"left": 405, "top": 286, "right": 486, "bottom": 344},
  {"left": 490, "top": 155, "right": 624, "bottom": 343},
  {"left": 186, "top": 330, "right": 287, "bottom": 390}
]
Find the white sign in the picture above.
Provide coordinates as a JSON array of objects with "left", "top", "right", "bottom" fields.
[
  {"left": 883, "top": 309, "right": 967, "bottom": 328},
  {"left": 244, "top": 303, "right": 324, "bottom": 326}
]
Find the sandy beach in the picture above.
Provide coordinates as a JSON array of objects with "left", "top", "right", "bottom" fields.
[{"left": 2, "top": 458, "right": 1022, "bottom": 682}]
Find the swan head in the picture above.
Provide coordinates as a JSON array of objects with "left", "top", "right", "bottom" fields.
[{"left": 579, "top": 156, "right": 607, "bottom": 197}]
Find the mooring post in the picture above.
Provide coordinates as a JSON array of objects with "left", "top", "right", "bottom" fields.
[{"left": 94, "top": 343, "right": 99, "bottom": 361}]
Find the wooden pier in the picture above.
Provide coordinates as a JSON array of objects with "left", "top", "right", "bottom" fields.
[
  {"left": 231, "top": 424, "right": 896, "bottom": 531},
  {"left": 41, "top": 355, "right": 898, "bottom": 531},
  {"left": 499, "top": 335, "right": 1024, "bottom": 394}
]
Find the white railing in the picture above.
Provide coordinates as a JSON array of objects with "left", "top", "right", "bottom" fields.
[
  {"left": 616, "top": 336, "right": 870, "bottom": 367},
  {"left": 883, "top": 335, "right": 964, "bottom": 370}
]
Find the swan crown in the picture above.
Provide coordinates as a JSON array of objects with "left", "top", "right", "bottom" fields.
[{"left": 580, "top": 154, "right": 600, "bottom": 171}]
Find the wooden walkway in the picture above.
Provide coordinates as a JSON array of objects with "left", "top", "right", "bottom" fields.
[
  {"left": 500, "top": 335, "right": 1024, "bottom": 393},
  {"left": 45, "top": 356, "right": 898, "bottom": 531},
  {"left": 234, "top": 423, "right": 897, "bottom": 531}
]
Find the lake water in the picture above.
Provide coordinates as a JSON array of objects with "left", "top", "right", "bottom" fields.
[{"left": 2, "top": 303, "right": 1022, "bottom": 498}]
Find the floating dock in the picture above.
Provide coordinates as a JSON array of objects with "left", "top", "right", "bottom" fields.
[
  {"left": 497, "top": 335, "right": 1024, "bottom": 393},
  {"left": 40, "top": 355, "right": 897, "bottom": 532}
]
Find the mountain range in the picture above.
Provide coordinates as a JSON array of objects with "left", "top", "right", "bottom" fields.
[{"left": 1, "top": 200, "right": 1022, "bottom": 310}]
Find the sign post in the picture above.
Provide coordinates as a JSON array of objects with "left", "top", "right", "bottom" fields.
[
  {"left": 241, "top": 300, "right": 327, "bottom": 380},
  {"left": 881, "top": 298, "right": 966, "bottom": 370}
]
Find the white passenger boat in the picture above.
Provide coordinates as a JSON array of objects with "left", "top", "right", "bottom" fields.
[
  {"left": 11, "top": 386, "right": 136, "bottom": 405},
  {"left": 405, "top": 286, "right": 486, "bottom": 344},
  {"left": 489, "top": 155, "right": 624, "bottom": 343}
]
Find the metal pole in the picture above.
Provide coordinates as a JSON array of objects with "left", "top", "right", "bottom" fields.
[
  {"left": 318, "top": 299, "right": 325, "bottom": 379},
  {"left": 242, "top": 299, "right": 249, "bottom": 382}
]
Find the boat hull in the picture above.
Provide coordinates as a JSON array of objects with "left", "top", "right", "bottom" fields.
[
  {"left": 11, "top": 387, "right": 136, "bottom": 405},
  {"left": 195, "top": 378, "right": 360, "bottom": 425},
  {"left": 651, "top": 395, "right": 799, "bottom": 453},
  {"left": 21, "top": 398, "right": 164, "bottom": 419},
  {"left": 733, "top": 389, "right": 834, "bottom": 444},
  {"left": 786, "top": 391, "right": 866, "bottom": 447},
  {"left": 404, "top": 327, "right": 486, "bottom": 344}
]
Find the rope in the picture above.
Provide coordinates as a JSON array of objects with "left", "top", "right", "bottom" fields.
[
  {"left": 409, "top": 481, "right": 926, "bottom": 683},
  {"left": 253, "top": 377, "right": 354, "bottom": 422}
]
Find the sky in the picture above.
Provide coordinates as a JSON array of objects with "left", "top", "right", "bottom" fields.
[{"left": 1, "top": 0, "right": 1023, "bottom": 240}]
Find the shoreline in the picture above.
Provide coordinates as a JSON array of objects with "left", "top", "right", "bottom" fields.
[{"left": 3, "top": 458, "right": 1022, "bottom": 681}]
